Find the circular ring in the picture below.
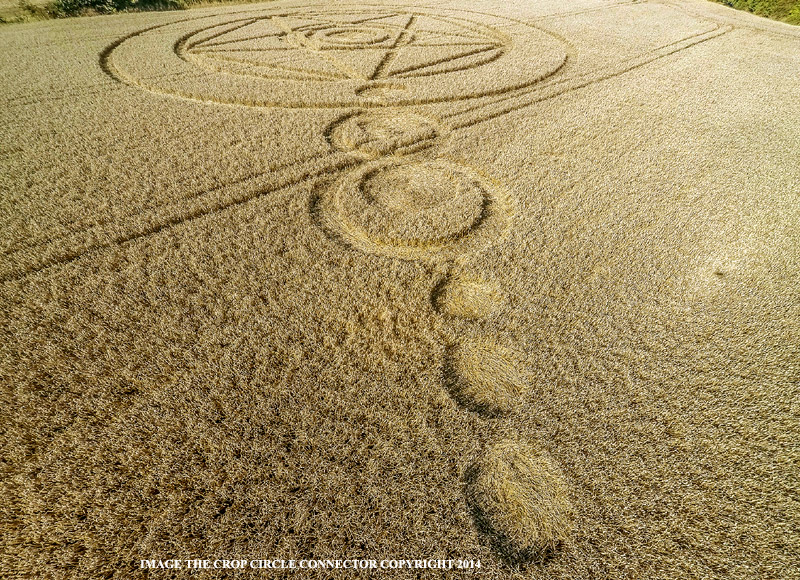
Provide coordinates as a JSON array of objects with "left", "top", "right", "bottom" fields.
[{"left": 314, "top": 157, "right": 515, "bottom": 261}]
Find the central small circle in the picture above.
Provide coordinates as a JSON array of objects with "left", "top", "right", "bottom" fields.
[{"left": 317, "top": 27, "right": 390, "bottom": 46}]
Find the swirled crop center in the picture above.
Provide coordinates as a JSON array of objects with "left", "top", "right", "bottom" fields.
[
  {"left": 105, "top": 4, "right": 568, "bottom": 108},
  {"left": 340, "top": 159, "right": 485, "bottom": 245}
]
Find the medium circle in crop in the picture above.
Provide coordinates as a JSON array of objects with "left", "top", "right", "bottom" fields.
[
  {"left": 314, "top": 158, "right": 514, "bottom": 261},
  {"left": 327, "top": 110, "right": 441, "bottom": 158}
]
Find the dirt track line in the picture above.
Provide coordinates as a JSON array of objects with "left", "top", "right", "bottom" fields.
[
  {"left": 654, "top": 0, "right": 800, "bottom": 40},
  {"left": 199, "top": 31, "right": 285, "bottom": 48},
  {"left": 445, "top": 24, "right": 733, "bottom": 130},
  {"left": 530, "top": 0, "right": 642, "bottom": 21},
  {"left": 0, "top": 152, "right": 360, "bottom": 284},
  {"left": 2, "top": 147, "right": 332, "bottom": 258},
  {"left": 186, "top": 17, "right": 260, "bottom": 50},
  {"left": 197, "top": 50, "right": 348, "bottom": 80},
  {"left": 436, "top": 0, "right": 729, "bottom": 123}
]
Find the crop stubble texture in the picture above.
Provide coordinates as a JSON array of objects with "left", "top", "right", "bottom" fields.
[{"left": 1, "top": 0, "right": 799, "bottom": 578}]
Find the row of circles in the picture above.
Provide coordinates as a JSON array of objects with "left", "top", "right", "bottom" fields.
[
  {"left": 318, "top": 111, "right": 514, "bottom": 262},
  {"left": 319, "top": 108, "right": 573, "bottom": 563},
  {"left": 105, "top": 4, "right": 572, "bottom": 562}
]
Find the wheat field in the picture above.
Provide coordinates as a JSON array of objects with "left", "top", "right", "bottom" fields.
[{"left": 1, "top": 0, "right": 799, "bottom": 578}]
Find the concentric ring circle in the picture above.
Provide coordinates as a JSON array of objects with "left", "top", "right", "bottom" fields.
[
  {"left": 315, "top": 157, "right": 515, "bottom": 261},
  {"left": 317, "top": 27, "right": 391, "bottom": 46}
]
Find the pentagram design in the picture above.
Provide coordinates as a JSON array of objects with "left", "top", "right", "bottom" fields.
[
  {"left": 183, "top": 11, "right": 510, "bottom": 83},
  {"left": 105, "top": 5, "right": 568, "bottom": 108}
]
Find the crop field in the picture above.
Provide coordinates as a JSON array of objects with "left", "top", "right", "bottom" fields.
[{"left": 1, "top": 0, "right": 799, "bottom": 578}]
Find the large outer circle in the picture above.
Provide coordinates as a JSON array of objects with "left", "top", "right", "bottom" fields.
[{"left": 105, "top": 3, "right": 568, "bottom": 109}]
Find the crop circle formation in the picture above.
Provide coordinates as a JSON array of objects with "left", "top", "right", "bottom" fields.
[
  {"left": 105, "top": 4, "right": 568, "bottom": 108},
  {"left": 327, "top": 110, "right": 441, "bottom": 157},
  {"left": 467, "top": 440, "right": 574, "bottom": 562},
  {"left": 315, "top": 157, "right": 513, "bottom": 261}
]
